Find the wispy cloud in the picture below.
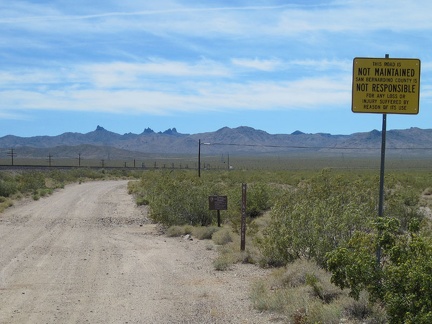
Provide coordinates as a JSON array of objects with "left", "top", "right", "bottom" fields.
[
  {"left": 0, "top": 75, "right": 351, "bottom": 118},
  {"left": 231, "top": 58, "right": 281, "bottom": 72},
  {"left": 4, "top": 1, "right": 432, "bottom": 37},
  {"left": 0, "top": 3, "right": 308, "bottom": 24},
  {"left": 0, "top": 0, "right": 431, "bottom": 135}
]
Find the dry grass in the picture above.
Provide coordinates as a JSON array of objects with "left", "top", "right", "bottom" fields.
[
  {"left": 192, "top": 226, "right": 220, "bottom": 240},
  {"left": 211, "top": 228, "right": 234, "bottom": 245},
  {"left": 162, "top": 219, "right": 386, "bottom": 322},
  {"left": 0, "top": 196, "right": 13, "bottom": 213},
  {"left": 166, "top": 225, "right": 194, "bottom": 237},
  {"left": 249, "top": 259, "right": 386, "bottom": 324}
]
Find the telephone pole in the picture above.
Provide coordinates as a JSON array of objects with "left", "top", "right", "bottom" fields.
[
  {"left": 47, "top": 154, "right": 53, "bottom": 167},
  {"left": 7, "top": 148, "right": 17, "bottom": 166}
]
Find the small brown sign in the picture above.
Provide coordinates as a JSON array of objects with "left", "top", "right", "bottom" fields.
[{"left": 209, "top": 196, "right": 228, "bottom": 210}]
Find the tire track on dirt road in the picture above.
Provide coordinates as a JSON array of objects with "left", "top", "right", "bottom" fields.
[{"left": 0, "top": 180, "right": 279, "bottom": 323}]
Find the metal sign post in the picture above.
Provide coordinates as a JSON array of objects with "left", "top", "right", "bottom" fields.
[
  {"left": 352, "top": 54, "right": 421, "bottom": 266},
  {"left": 209, "top": 195, "right": 228, "bottom": 227}
]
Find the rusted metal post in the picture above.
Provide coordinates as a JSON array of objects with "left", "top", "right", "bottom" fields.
[{"left": 241, "top": 183, "right": 247, "bottom": 251}]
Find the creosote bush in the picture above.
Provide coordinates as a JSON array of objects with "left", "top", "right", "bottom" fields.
[
  {"left": 130, "top": 170, "right": 276, "bottom": 227},
  {"left": 327, "top": 216, "right": 432, "bottom": 323},
  {"left": 256, "top": 169, "right": 425, "bottom": 269}
]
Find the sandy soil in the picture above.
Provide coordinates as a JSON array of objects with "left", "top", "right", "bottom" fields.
[{"left": 0, "top": 180, "right": 281, "bottom": 324}]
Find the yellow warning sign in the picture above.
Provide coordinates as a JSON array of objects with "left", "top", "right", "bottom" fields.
[{"left": 352, "top": 57, "right": 420, "bottom": 114}]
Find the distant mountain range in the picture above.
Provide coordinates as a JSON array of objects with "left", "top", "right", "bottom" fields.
[{"left": 1, "top": 126, "right": 432, "bottom": 159}]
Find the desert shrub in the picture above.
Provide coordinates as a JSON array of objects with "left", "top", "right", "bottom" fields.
[
  {"left": 0, "top": 197, "right": 13, "bottom": 213},
  {"left": 250, "top": 281, "right": 289, "bottom": 313},
  {"left": 211, "top": 228, "right": 233, "bottom": 245},
  {"left": 0, "top": 179, "right": 18, "bottom": 197},
  {"left": 212, "top": 254, "right": 233, "bottom": 271},
  {"left": 133, "top": 170, "right": 277, "bottom": 227},
  {"left": 18, "top": 171, "right": 46, "bottom": 192},
  {"left": 306, "top": 301, "right": 343, "bottom": 324},
  {"left": 339, "top": 291, "right": 387, "bottom": 322},
  {"left": 136, "top": 196, "right": 149, "bottom": 206},
  {"left": 166, "top": 225, "right": 193, "bottom": 237},
  {"left": 385, "top": 185, "right": 424, "bottom": 231},
  {"left": 250, "top": 259, "right": 383, "bottom": 323},
  {"left": 327, "top": 217, "right": 432, "bottom": 323},
  {"left": 39, "top": 188, "right": 54, "bottom": 197},
  {"left": 247, "top": 182, "right": 272, "bottom": 217},
  {"left": 257, "top": 169, "right": 378, "bottom": 267},
  {"left": 140, "top": 171, "right": 214, "bottom": 226},
  {"left": 192, "top": 226, "right": 220, "bottom": 240},
  {"left": 165, "top": 226, "right": 183, "bottom": 237}
]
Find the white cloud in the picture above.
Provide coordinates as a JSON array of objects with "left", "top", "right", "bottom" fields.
[
  {"left": 289, "top": 59, "right": 352, "bottom": 72},
  {"left": 231, "top": 58, "right": 281, "bottom": 71},
  {"left": 0, "top": 59, "right": 232, "bottom": 90},
  {"left": 0, "top": 75, "right": 351, "bottom": 118},
  {"left": 1, "top": 0, "right": 431, "bottom": 129},
  {"left": 4, "top": 1, "right": 432, "bottom": 38}
]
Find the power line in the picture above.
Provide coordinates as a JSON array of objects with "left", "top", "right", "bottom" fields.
[{"left": 203, "top": 142, "right": 432, "bottom": 151}]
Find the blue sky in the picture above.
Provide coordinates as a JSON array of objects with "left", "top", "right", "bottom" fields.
[{"left": 1, "top": 0, "right": 432, "bottom": 137}]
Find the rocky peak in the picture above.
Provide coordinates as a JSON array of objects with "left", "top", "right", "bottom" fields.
[{"left": 142, "top": 127, "right": 155, "bottom": 134}]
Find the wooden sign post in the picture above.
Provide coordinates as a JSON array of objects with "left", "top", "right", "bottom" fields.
[{"left": 240, "top": 183, "right": 247, "bottom": 251}]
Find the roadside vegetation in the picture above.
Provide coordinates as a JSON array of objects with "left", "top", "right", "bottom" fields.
[
  {"left": 2, "top": 163, "right": 432, "bottom": 322},
  {"left": 128, "top": 167, "right": 432, "bottom": 323},
  {"left": 0, "top": 168, "right": 140, "bottom": 212}
]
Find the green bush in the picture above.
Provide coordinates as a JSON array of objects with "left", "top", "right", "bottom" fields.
[
  {"left": 327, "top": 217, "right": 432, "bottom": 323},
  {"left": 212, "top": 254, "right": 233, "bottom": 271},
  {"left": 0, "top": 180, "right": 17, "bottom": 197},
  {"left": 192, "top": 226, "right": 220, "bottom": 240},
  {"left": 130, "top": 170, "right": 277, "bottom": 228},
  {"left": 247, "top": 182, "right": 272, "bottom": 217},
  {"left": 212, "top": 228, "right": 233, "bottom": 245},
  {"left": 257, "top": 169, "right": 377, "bottom": 267},
  {"left": 139, "top": 171, "right": 213, "bottom": 226},
  {"left": 250, "top": 281, "right": 289, "bottom": 313},
  {"left": 18, "top": 171, "right": 46, "bottom": 192}
]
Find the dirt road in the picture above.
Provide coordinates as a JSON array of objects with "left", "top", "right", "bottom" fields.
[{"left": 0, "top": 180, "right": 277, "bottom": 323}]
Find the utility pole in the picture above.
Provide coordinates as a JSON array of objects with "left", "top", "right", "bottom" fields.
[
  {"left": 198, "top": 139, "right": 201, "bottom": 177},
  {"left": 227, "top": 153, "right": 230, "bottom": 171},
  {"left": 7, "top": 148, "right": 17, "bottom": 166},
  {"left": 78, "top": 153, "right": 82, "bottom": 167},
  {"left": 198, "top": 140, "right": 210, "bottom": 177},
  {"left": 47, "top": 154, "right": 53, "bottom": 167}
]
